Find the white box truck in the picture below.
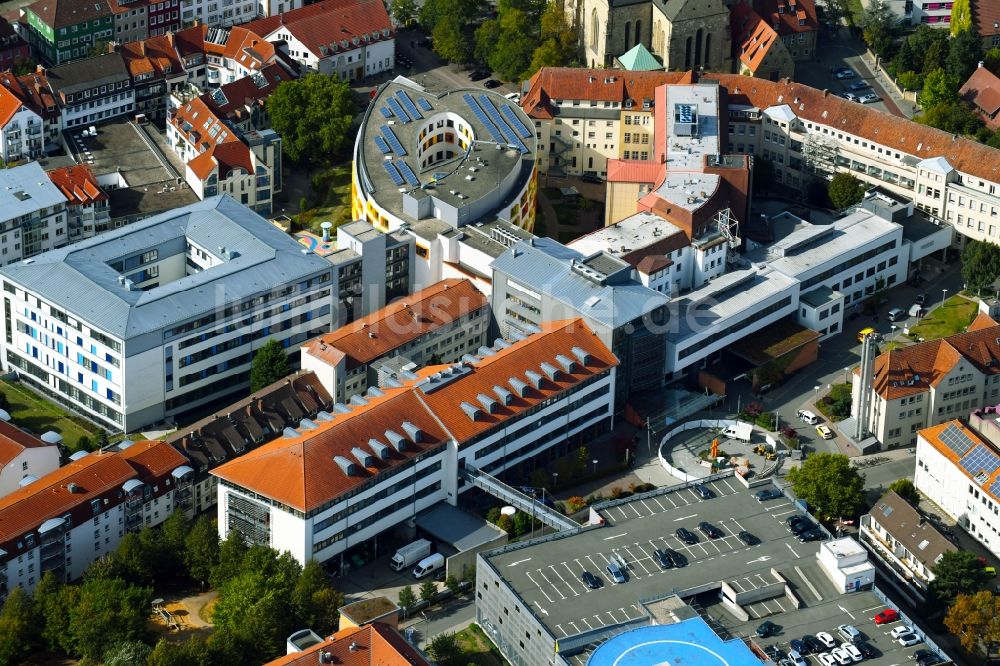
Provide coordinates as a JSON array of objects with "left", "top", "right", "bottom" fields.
[
  {"left": 412, "top": 552, "right": 445, "bottom": 579},
  {"left": 390, "top": 539, "right": 431, "bottom": 571}
]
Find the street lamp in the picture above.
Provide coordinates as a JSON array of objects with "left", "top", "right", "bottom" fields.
[
  {"left": 813, "top": 385, "right": 820, "bottom": 404},
  {"left": 890, "top": 324, "right": 897, "bottom": 343},
  {"left": 552, "top": 472, "right": 558, "bottom": 491},
  {"left": 592, "top": 459, "right": 598, "bottom": 476},
  {"left": 844, "top": 366, "right": 851, "bottom": 384},
  {"left": 941, "top": 288, "right": 948, "bottom": 307}
]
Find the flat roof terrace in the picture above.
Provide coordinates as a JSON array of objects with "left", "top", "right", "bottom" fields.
[{"left": 486, "top": 479, "right": 943, "bottom": 666}]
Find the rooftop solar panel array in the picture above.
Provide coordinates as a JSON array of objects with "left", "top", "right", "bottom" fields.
[
  {"left": 959, "top": 444, "right": 1000, "bottom": 479},
  {"left": 380, "top": 126, "right": 407, "bottom": 156},
  {"left": 940, "top": 423, "right": 976, "bottom": 457},
  {"left": 397, "top": 161, "right": 420, "bottom": 187},
  {"left": 463, "top": 93, "right": 505, "bottom": 144},
  {"left": 677, "top": 104, "right": 694, "bottom": 123},
  {"left": 500, "top": 104, "right": 531, "bottom": 139},
  {"left": 373, "top": 136, "right": 390, "bottom": 154},
  {"left": 418, "top": 98, "right": 433, "bottom": 112},
  {"left": 479, "top": 95, "right": 527, "bottom": 153},
  {"left": 383, "top": 162, "right": 404, "bottom": 186},
  {"left": 379, "top": 107, "right": 393, "bottom": 119},
  {"left": 387, "top": 97, "right": 410, "bottom": 123},
  {"left": 396, "top": 90, "right": 423, "bottom": 120},
  {"left": 990, "top": 476, "right": 1000, "bottom": 499}
]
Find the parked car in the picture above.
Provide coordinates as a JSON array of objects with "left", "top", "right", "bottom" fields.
[
  {"left": 859, "top": 92, "right": 881, "bottom": 104},
  {"left": 874, "top": 608, "right": 899, "bottom": 625},
  {"left": 804, "top": 635, "right": 826, "bottom": 653},
  {"left": 755, "top": 488, "right": 783, "bottom": 502},
  {"left": 676, "top": 527, "right": 698, "bottom": 544},
  {"left": 889, "top": 625, "right": 913, "bottom": 638},
  {"left": 835, "top": 68, "right": 856, "bottom": 79},
  {"left": 840, "top": 92, "right": 859, "bottom": 102},
  {"left": 764, "top": 644, "right": 786, "bottom": 662},
  {"left": 756, "top": 620, "right": 779, "bottom": 638},
  {"left": 914, "top": 649, "right": 941, "bottom": 666},
  {"left": 483, "top": 79, "right": 502, "bottom": 89},
  {"left": 738, "top": 530, "right": 760, "bottom": 546},
  {"left": 854, "top": 642, "right": 876, "bottom": 659},
  {"left": 654, "top": 548, "right": 673, "bottom": 569},
  {"left": 504, "top": 92, "right": 520, "bottom": 102},
  {"left": 816, "top": 425, "right": 835, "bottom": 440},
  {"left": 830, "top": 647, "right": 852, "bottom": 665},
  {"left": 798, "top": 528, "right": 828, "bottom": 542},
  {"left": 605, "top": 560, "right": 626, "bottom": 584},
  {"left": 693, "top": 483, "right": 714, "bottom": 499},
  {"left": 666, "top": 548, "right": 687, "bottom": 567},
  {"left": 848, "top": 81, "right": 870, "bottom": 91},
  {"left": 788, "top": 649, "right": 807, "bottom": 666},
  {"left": 789, "top": 639, "right": 808, "bottom": 655},
  {"left": 581, "top": 571, "right": 601, "bottom": 589},
  {"left": 580, "top": 172, "right": 604, "bottom": 184},
  {"left": 887, "top": 307, "right": 906, "bottom": 322},
  {"left": 817, "top": 651, "right": 837, "bottom": 666},
  {"left": 698, "top": 521, "right": 723, "bottom": 539},
  {"left": 797, "top": 409, "right": 820, "bottom": 424},
  {"left": 468, "top": 69, "right": 490, "bottom": 80},
  {"left": 840, "top": 642, "right": 863, "bottom": 662},
  {"left": 897, "top": 632, "right": 921, "bottom": 647},
  {"left": 816, "top": 632, "right": 836, "bottom": 649},
  {"left": 837, "top": 624, "right": 861, "bottom": 644}
]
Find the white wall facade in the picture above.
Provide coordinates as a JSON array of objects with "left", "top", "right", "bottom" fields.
[
  {"left": 0, "top": 107, "right": 45, "bottom": 164},
  {"left": 0, "top": 445, "right": 59, "bottom": 498}
]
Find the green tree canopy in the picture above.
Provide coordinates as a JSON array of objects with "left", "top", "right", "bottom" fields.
[
  {"left": 389, "top": 0, "right": 417, "bottom": 26},
  {"left": 185, "top": 516, "right": 220, "bottom": 587},
  {"left": 887, "top": 478, "right": 920, "bottom": 505},
  {"left": 211, "top": 570, "right": 295, "bottom": 661},
  {"left": 950, "top": 0, "right": 972, "bottom": 35},
  {"left": 427, "top": 632, "right": 464, "bottom": 666},
  {"left": 33, "top": 572, "right": 79, "bottom": 655},
  {"left": 986, "top": 47, "right": 1000, "bottom": 76},
  {"left": 398, "top": 584, "right": 417, "bottom": 611},
  {"left": 921, "top": 68, "right": 959, "bottom": 108},
  {"left": 859, "top": 0, "right": 899, "bottom": 55},
  {"left": 103, "top": 640, "right": 153, "bottom": 666},
  {"left": 944, "top": 590, "right": 1000, "bottom": 655},
  {"left": 419, "top": 580, "right": 438, "bottom": 604},
  {"left": 426, "top": 0, "right": 478, "bottom": 63},
  {"left": 0, "top": 586, "right": 38, "bottom": 665},
  {"left": 827, "top": 172, "right": 866, "bottom": 209},
  {"left": 68, "top": 577, "right": 152, "bottom": 661},
  {"left": 266, "top": 75, "right": 355, "bottom": 165},
  {"left": 786, "top": 452, "right": 865, "bottom": 519},
  {"left": 947, "top": 28, "right": 984, "bottom": 83},
  {"left": 250, "top": 339, "right": 291, "bottom": 392},
  {"left": 962, "top": 239, "right": 1000, "bottom": 294},
  {"left": 918, "top": 99, "right": 985, "bottom": 135},
  {"left": 292, "top": 560, "right": 343, "bottom": 635},
  {"left": 930, "top": 550, "right": 990, "bottom": 606}
]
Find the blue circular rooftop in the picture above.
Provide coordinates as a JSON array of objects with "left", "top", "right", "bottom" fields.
[{"left": 587, "top": 618, "right": 760, "bottom": 666}]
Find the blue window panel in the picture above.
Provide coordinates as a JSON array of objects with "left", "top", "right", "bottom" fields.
[
  {"left": 57, "top": 361, "right": 63, "bottom": 373},
  {"left": 106, "top": 388, "right": 113, "bottom": 399},
  {"left": 91, "top": 380, "right": 97, "bottom": 392}
]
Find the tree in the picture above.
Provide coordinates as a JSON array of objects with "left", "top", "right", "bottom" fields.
[
  {"left": 827, "top": 173, "right": 866, "bottom": 209},
  {"left": 398, "top": 585, "right": 417, "bottom": 612},
  {"left": 210, "top": 530, "right": 249, "bottom": 589},
  {"left": 944, "top": 590, "right": 1000, "bottom": 655},
  {"left": 419, "top": 580, "right": 438, "bottom": 604},
  {"left": 888, "top": 478, "right": 920, "bottom": 506},
  {"left": 786, "top": 453, "right": 865, "bottom": 519},
  {"left": 266, "top": 75, "right": 355, "bottom": 165},
  {"left": 103, "top": 640, "right": 153, "bottom": 666},
  {"left": 0, "top": 586, "right": 38, "bottom": 665},
  {"left": 389, "top": 0, "right": 417, "bottom": 26},
  {"left": 445, "top": 574, "right": 462, "bottom": 596},
  {"left": 986, "top": 47, "right": 1000, "bottom": 76},
  {"left": 96, "top": 429, "right": 109, "bottom": 449},
  {"left": 33, "top": 572, "right": 79, "bottom": 655},
  {"left": 962, "top": 239, "right": 1000, "bottom": 294},
  {"left": 918, "top": 99, "right": 985, "bottom": 135},
  {"left": 859, "top": 0, "right": 899, "bottom": 56},
  {"left": 292, "top": 560, "right": 343, "bottom": 635},
  {"left": 950, "top": 0, "right": 973, "bottom": 36},
  {"left": 147, "top": 636, "right": 211, "bottom": 666},
  {"left": 930, "top": 550, "right": 990, "bottom": 606},
  {"left": 428, "top": 0, "right": 477, "bottom": 63},
  {"left": 896, "top": 70, "right": 922, "bottom": 91},
  {"left": 947, "top": 28, "right": 984, "bottom": 83},
  {"left": 249, "top": 339, "right": 291, "bottom": 392},
  {"left": 427, "top": 632, "right": 464, "bottom": 666},
  {"left": 921, "top": 68, "right": 959, "bottom": 109},
  {"left": 512, "top": 510, "right": 532, "bottom": 536},
  {"left": 212, "top": 570, "right": 295, "bottom": 661},
  {"left": 68, "top": 577, "right": 152, "bottom": 660},
  {"left": 185, "top": 516, "right": 220, "bottom": 587},
  {"left": 109, "top": 532, "right": 156, "bottom": 585}
]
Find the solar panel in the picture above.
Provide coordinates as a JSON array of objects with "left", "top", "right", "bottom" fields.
[
  {"left": 387, "top": 97, "right": 410, "bottom": 123},
  {"left": 479, "top": 95, "right": 527, "bottom": 153},
  {"left": 959, "top": 444, "right": 1000, "bottom": 479},
  {"left": 463, "top": 94, "right": 505, "bottom": 144},
  {"left": 379, "top": 106, "right": 393, "bottom": 119},
  {"left": 677, "top": 104, "right": 693, "bottom": 123},
  {"left": 373, "top": 136, "right": 390, "bottom": 154},
  {"left": 990, "top": 476, "right": 1000, "bottom": 498},
  {"left": 940, "top": 423, "right": 976, "bottom": 457},
  {"left": 380, "top": 126, "right": 407, "bottom": 156},
  {"left": 500, "top": 104, "right": 531, "bottom": 139},
  {"left": 396, "top": 90, "right": 423, "bottom": 120},
  {"left": 383, "top": 162, "right": 404, "bottom": 186},
  {"left": 397, "top": 161, "right": 419, "bottom": 187},
  {"left": 418, "top": 98, "right": 433, "bottom": 112}
]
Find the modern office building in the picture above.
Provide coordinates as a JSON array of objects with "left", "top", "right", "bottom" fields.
[
  {"left": 301, "top": 278, "right": 490, "bottom": 403},
  {"left": 212, "top": 319, "right": 617, "bottom": 566},
  {"left": 352, "top": 77, "right": 538, "bottom": 286},
  {"left": 0, "top": 196, "right": 334, "bottom": 432},
  {"left": 0, "top": 439, "right": 191, "bottom": 599}
]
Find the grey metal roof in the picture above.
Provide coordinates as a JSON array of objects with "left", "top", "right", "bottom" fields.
[
  {"left": 47, "top": 52, "right": 129, "bottom": 96},
  {"left": 416, "top": 502, "right": 506, "bottom": 553},
  {"left": 0, "top": 196, "right": 332, "bottom": 340},
  {"left": 491, "top": 238, "right": 668, "bottom": 328},
  {"left": 0, "top": 162, "right": 69, "bottom": 218}
]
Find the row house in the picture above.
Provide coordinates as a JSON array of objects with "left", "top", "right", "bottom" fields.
[
  {"left": 24, "top": 0, "right": 114, "bottom": 65},
  {"left": 242, "top": 0, "right": 394, "bottom": 80},
  {"left": 120, "top": 33, "right": 186, "bottom": 123},
  {"left": 172, "top": 23, "right": 282, "bottom": 88},
  {"left": 108, "top": 0, "right": 180, "bottom": 44},
  {"left": 0, "top": 421, "right": 60, "bottom": 500},
  {"left": 0, "top": 85, "right": 45, "bottom": 164},
  {"left": 46, "top": 165, "right": 110, "bottom": 241},
  {"left": 0, "top": 440, "right": 191, "bottom": 599},
  {"left": 751, "top": 0, "right": 818, "bottom": 61},
  {"left": 731, "top": 0, "right": 794, "bottom": 82},
  {"left": 180, "top": 0, "right": 257, "bottom": 29},
  {"left": 0, "top": 70, "right": 61, "bottom": 154},
  {"left": 44, "top": 51, "right": 134, "bottom": 129},
  {"left": 0, "top": 19, "right": 30, "bottom": 71}
]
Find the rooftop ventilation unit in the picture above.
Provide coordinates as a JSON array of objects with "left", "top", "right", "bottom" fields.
[
  {"left": 509, "top": 377, "right": 529, "bottom": 397},
  {"left": 385, "top": 430, "right": 407, "bottom": 451},
  {"left": 477, "top": 393, "right": 499, "bottom": 413},
  {"left": 316, "top": 411, "right": 334, "bottom": 421},
  {"left": 350, "top": 395, "right": 368, "bottom": 406},
  {"left": 333, "top": 403, "right": 352, "bottom": 414},
  {"left": 401, "top": 421, "right": 422, "bottom": 442},
  {"left": 460, "top": 401, "right": 483, "bottom": 421},
  {"left": 334, "top": 455, "right": 357, "bottom": 476},
  {"left": 493, "top": 385, "right": 513, "bottom": 405},
  {"left": 555, "top": 354, "right": 576, "bottom": 373},
  {"left": 282, "top": 427, "right": 299, "bottom": 438},
  {"left": 299, "top": 418, "right": 317, "bottom": 430},
  {"left": 540, "top": 362, "right": 560, "bottom": 381},
  {"left": 525, "top": 370, "right": 544, "bottom": 389},
  {"left": 351, "top": 446, "right": 374, "bottom": 468},
  {"left": 368, "top": 438, "right": 391, "bottom": 460}
]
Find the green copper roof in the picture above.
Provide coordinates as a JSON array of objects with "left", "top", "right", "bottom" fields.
[{"left": 617, "top": 43, "right": 661, "bottom": 71}]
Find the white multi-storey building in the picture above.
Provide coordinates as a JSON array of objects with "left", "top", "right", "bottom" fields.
[
  {"left": 0, "top": 421, "right": 60, "bottom": 499},
  {"left": 915, "top": 419, "right": 1000, "bottom": 558},
  {"left": 0, "top": 86, "right": 44, "bottom": 164},
  {"left": 0, "top": 162, "right": 70, "bottom": 266},
  {"left": 0, "top": 196, "right": 334, "bottom": 432},
  {"left": 180, "top": 0, "right": 256, "bottom": 28},
  {"left": 212, "top": 319, "right": 618, "bottom": 567},
  {"left": 0, "top": 440, "right": 190, "bottom": 598}
]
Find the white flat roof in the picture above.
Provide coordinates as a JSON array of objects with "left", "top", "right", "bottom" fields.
[
  {"left": 665, "top": 84, "right": 720, "bottom": 171},
  {"left": 567, "top": 211, "right": 686, "bottom": 257}
]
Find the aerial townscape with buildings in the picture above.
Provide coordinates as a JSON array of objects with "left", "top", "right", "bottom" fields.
[{"left": 4, "top": 0, "right": 1000, "bottom": 664}]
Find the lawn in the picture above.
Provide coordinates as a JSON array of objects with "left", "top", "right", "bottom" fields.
[
  {"left": 454, "top": 624, "right": 507, "bottom": 666},
  {"left": 295, "top": 163, "right": 353, "bottom": 235},
  {"left": 0, "top": 380, "right": 98, "bottom": 452},
  {"left": 905, "top": 295, "right": 978, "bottom": 342}
]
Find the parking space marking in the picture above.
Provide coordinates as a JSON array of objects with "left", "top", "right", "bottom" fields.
[
  {"left": 549, "top": 564, "right": 579, "bottom": 597},
  {"left": 659, "top": 494, "right": 678, "bottom": 508},
  {"left": 651, "top": 496, "right": 668, "bottom": 511},
  {"left": 562, "top": 562, "right": 584, "bottom": 592},
  {"left": 536, "top": 568, "right": 566, "bottom": 600},
  {"left": 640, "top": 499, "right": 657, "bottom": 515},
  {"left": 730, "top": 579, "right": 745, "bottom": 593},
  {"left": 860, "top": 604, "right": 883, "bottom": 614},
  {"left": 554, "top": 624, "right": 565, "bottom": 637},
  {"left": 728, "top": 517, "right": 747, "bottom": 533},
  {"left": 568, "top": 621, "right": 580, "bottom": 635},
  {"left": 747, "top": 605, "right": 761, "bottom": 619},
  {"left": 579, "top": 617, "right": 592, "bottom": 630},
  {"left": 786, "top": 543, "right": 800, "bottom": 558},
  {"left": 704, "top": 538, "right": 723, "bottom": 554},
  {"left": 720, "top": 478, "right": 739, "bottom": 494},
  {"left": 674, "top": 513, "right": 697, "bottom": 522},
  {"left": 627, "top": 548, "right": 653, "bottom": 575},
  {"left": 526, "top": 570, "right": 557, "bottom": 604}
]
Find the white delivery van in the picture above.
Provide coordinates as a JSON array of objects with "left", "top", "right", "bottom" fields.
[
  {"left": 722, "top": 422, "right": 752, "bottom": 443},
  {"left": 412, "top": 552, "right": 445, "bottom": 579},
  {"left": 390, "top": 539, "right": 432, "bottom": 571}
]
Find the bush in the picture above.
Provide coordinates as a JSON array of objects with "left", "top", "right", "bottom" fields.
[
  {"left": 565, "top": 496, "right": 587, "bottom": 513},
  {"left": 755, "top": 412, "right": 776, "bottom": 430},
  {"left": 780, "top": 425, "right": 798, "bottom": 439}
]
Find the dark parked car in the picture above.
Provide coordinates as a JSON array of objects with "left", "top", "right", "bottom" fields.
[
  {"left": 738, "top": 530, "right": 760, "bottom": 546},
  {"left": 468, "top": 69, "right": 490, "bottom": 81},
  {"left": 483, "top": 79, "right": 502, "bottom": 89},
  {"left": 580, "top": 172, "right": 604, "bottom": 184},
  {"left": 854, "top": 642, "right": 877, "bottom": 659},
  {"left": 755, "top": 488, "right": 782, "bottom": 501},
  {"left": 764, "top": 645, "right": 785, "bottom": 662},
  {"left": 665, "top": 548, "right": 687, "bottom": 567},
  {"left": 803, "top": 635, "right": 825, "bottom": 653},
  {"left": 676, "top": 527, "right": 698, "bottom": 544},
  {"left": 789, "top": 639, "right": 808, "bottom": 655},
  {"left": 798, "top": 528, "right": 827, "bottom": 542},
  {"left": 914, "top": 649, "right": 941, "bottom": 665},
  {"left": 915, "top": 293, "right": 926, "bottom": 305},
  {"left": 581, "top": 571, "right": 601, "bottom": 589},
  {"left": 756, "top": 620, "right": 778, "bottom": 638},
  {"left": 790, "top": 518, "right": 816, "bottom": 536},
  {"left": 654, "top": 548, "right": 673, "bottom": 569},
  {"left": 698, "top": 521, "right": 723, "bottom": 539},
  {"left": 693, "top": 483, "right": 714, "bottom": 499}
]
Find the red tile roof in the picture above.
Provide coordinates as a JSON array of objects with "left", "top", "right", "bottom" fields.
[
  {"left": 0, "top": 70, "right": 58, "bottom": 120},
  {"left": 520, "top": 68, "right": 690, "bottom": 119},
  {"left": 265, "top": 623, "right": 429, "bottom": 666},
  {"left": 47, "top": 164, "right": 107, "bottom": 205},
  {"left": 920, "top": 420, "right": 1000, "bottom": 500},
  {"left": 752, "top": 0, "right": 818, "bottom": 36},
  {"left": 214, "top": 320, "right": 618, "bottom": 511},
  {"left": 606, "top": 159, "right": 662, "bottom": 184},
  {"left": 304, "top": 278, "right": 489, "bottom": 370},
  {"left": 242, "top": 0, "right": 392, "bottom": 59},
  {"left": 203, "top": 62, "right": 291, "bottom": 121},
  {"left": 960, "top": 66, "right": 1000, "bottom": 116},
  {"left": 121, "top": 33, "right": 184, "bottom": 79},
  {"left": 170, "top": 95, "right": 253, "bottom": 180},
  {"left": 973, "top": 0, "right": 1000, "bottom": 38},
  {"left": 0, "top": 83, "right": 22, "bottom": 127},
  {"left": 732, "top": 2, "right": 780, "bottom": 72},
  {"left": 115, "top": 439, "right": 188, "bottom": 479},
  {"left": 0, "top": 421, "right": 51, "bottom": 468},
  {"left": 711, "top": 73, "right": 1000, "bottom": 184}
]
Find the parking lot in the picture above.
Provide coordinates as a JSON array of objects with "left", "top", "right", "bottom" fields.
[{"left": 487, "top": 478, "right": 950, "bottom": 665}]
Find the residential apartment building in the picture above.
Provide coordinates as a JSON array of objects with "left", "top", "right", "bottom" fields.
[
  {"left": 0, "top": 85, "right": 45, "bottom": 164},
  {"left": 243, "top": 0, "right": 394, "bottom": 80},
  {"left": 24, "top": 0, "right": 114, "bottom": 65},
  {"left": 915, "top": 419, "right": 1000, "bottom": 558},
  {"left": 0, "top": 162, "right": 70, "bottom": 265},
  {"left": 0, "top": 421, "right": 60, "bottom": 499},
  {"left": 0, "top": 70, "right": 61, "bottom": 155},
  {"left": 0, "top": 439, "right": 191, "bottom": 598},
  {"left": 121, "top": 33, "right": 187, "bottom": 124},
  {"left": 731, "top": 1, "right": 794, "bottom": 81},
  {"left": 301, "top": 278, "right": 490, "bottom": 403},
  {"left": 491, "top": 238, "right": 667, "bottom": 407},
  {"left": 46, "top": 165, "right": 110, "bottom": 243},
  {"left": 180, "top": 0, "right": 256, "bottom": 28},
  {"left": 753, "top": 0, "right": 818, "bottom": 61},
  {"left": 172, "top": 24, "right": 282, "bottom": 88},
  {"left": 0, "top": 20, "right": 29, "bottom": 72},
  {"left": 212, "top": 319, "right": 617, "bottom": 566},
  {"left": 0, "top": 196, "right": 335, "bottom": 432},
  {"left": 859, "top": 490, "right": 956, "bottom": 604},
  {"left": 266, "top": 622, "right": 429, "bottom": 666},
  {"left": 45, "top": 52, "right": 134, "bottom": 129}
]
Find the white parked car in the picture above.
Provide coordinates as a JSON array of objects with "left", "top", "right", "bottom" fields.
[
  {"left": 504, "top": 92, "right": 520, "bottom": 102},
  {"left": 835, "top": 69, "right": 856, "bottom": 79},
  {"left": 840, "top": 642, "right": 863, "bottom": 662},
  {"left": 830, "top": 647, "right": 852, "bottom": 665},
  {"left": 889, "top": 625, "right": 913, "bottom": 639},
  {"left": 859, "top": 92, "right": 881, "bottom": 104},
  {"left": 840, "top": 92, "right": 859, "bottom": 102},
  {"left": 817, "top": 631, "right": 837, "bottom": 649},
  {"left": 897, "top": 632, "right": 922, "bottom": 647},
  {"left": 818, "top": 652, "right": 837, "bottom": 666},
  {"left": 797, "top": 409, "right": 820, "bottom": 425}
]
